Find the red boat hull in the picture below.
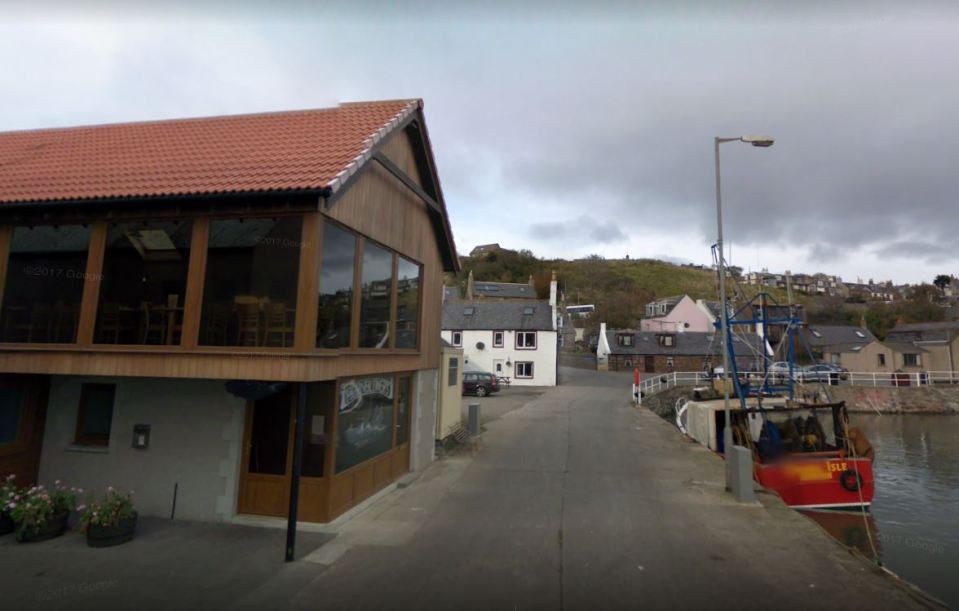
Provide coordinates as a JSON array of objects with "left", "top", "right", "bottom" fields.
[{"left": 755, "top": 456, "right": 874, "bottom": 510}]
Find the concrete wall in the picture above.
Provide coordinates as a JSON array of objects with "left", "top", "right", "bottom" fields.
[
  {"left": 440, "top": 329, "right": 557, "bottom": 386},
  {"left": 411, "top": 369, "right": 438, "bottom": 471},
  {"left": 39, "top": 376, "right": 245, "bottom": 522},
  {"left": 436, "top": 345, "right": 464, "bottom": 440}
]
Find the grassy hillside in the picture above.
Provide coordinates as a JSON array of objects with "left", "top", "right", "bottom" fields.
[{"left": 453, "top": 250, "right": 794, "bottom": 332}]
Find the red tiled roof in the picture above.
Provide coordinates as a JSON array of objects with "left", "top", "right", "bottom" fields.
[{"left": 0, "top": 99, "right": 421, "bottom": 204}]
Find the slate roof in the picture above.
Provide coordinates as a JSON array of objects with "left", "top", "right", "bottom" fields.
[
  {"left": 886, "top": 321, "right": 959, "bottom": 343},
  {"left": 0, "top": 99, "right": 418, "bottom": 204},
  {"left": 605, "top": 330, "right": 762, "bottom": 356},
  {"left": 442, "top": 301, "right": 554, "bottom": 331},
  {"left": 807, "top": 325, "right": 877, "bottom": 348},
  {"left": 472, "top": 282, "right": 538, "bottom": 299}
]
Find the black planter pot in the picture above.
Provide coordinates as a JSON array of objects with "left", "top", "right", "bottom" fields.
[
  {"left": 87, "top": 512, "right": 137, "bottom": 548},
  {"left": 0, "top": 512, "right": 14, "bottom": 536},
  {"left": 16, "top": 511, "right": 69, "bottom": 543}
]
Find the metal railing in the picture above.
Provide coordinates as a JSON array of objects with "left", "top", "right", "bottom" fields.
[{"left": 634, "top": 370, "right": 959, "bottom": 402}]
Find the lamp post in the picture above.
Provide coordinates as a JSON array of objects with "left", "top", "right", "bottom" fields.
[{"left": 715, "top": 135, "right": 773, "bottom": 491}]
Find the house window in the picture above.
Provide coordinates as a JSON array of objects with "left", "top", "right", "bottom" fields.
[
  {"left": 0, "top": 388, "right": 24, "bottom": 447},
  {"left": 493, "top": 331, "right": 504, "bottom": 347},
  {"left": 201, "top": 217, "right": 302, "bottom": 347},
  {"left": 358, "top": 241, "right": 394, "bottom": 349},
  {"left": 878, "top": 353, "right": 886, "bottom": 367},
  {"left": 516, "top": 362, "right": 534, "bottom": 378},
  {"left": 317, "top": 222, "right": 356, "bottom": 349},
  {"left": 451, "top": 331, "right": 462, "bottom": 347},
  {"left": 522, "top": 306, "right": 535, "bottom": 316},
  {"left": 657, "top": 334, "right": 675, "bottom": 347},
  {"left": 75, "top": 384, "right": 116, "bottom": 447},
  {"left": 903, "top": 353, "right": 920, "bottom": 367},
  {"left": 96, "top": 220, "right": 192, "bottom": 346},
  {"left": 0, "top": 224, "right": 92, "bottom": 343},
  {"left": 448, "top": 357, "right": 459, "bottom": 386},
  {"left": 617, "top": 334, "right": 633, "bottom": 347},
  {"left": 395, "top": 257, "right": 421, "bottom": 349},
  {"left": 666, "top": 357, "right": 674, "bottom": 368},
  {"left": 516, "top": 331, "right": 537, "bottom": 349}
]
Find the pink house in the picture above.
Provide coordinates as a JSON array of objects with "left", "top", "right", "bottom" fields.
[{"left": 640, "top": 295, "right": 715, "bottom": 333}]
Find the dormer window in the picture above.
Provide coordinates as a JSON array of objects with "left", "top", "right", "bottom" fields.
[
  {"left": 657, "top": 334, "right": 675, "bottom": 347},
  {"left": 812, "top": 330, "right": 822, "bottom": 338},
  {"left": 464, "top": 306, "right": 475, "bottom": 316},
  {"left": 855, "top": 330, "right": 865, "bottom": 338},
  {"left": 617, "top": 334, "right": 634, "bottom": 347},
  {"left": 523, "top": 306, "right": 534, "bottom": 316}
]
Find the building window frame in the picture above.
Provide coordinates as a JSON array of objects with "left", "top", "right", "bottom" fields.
[
  {"left": 451, "top": 330, "right": 462, "bottom": 347},
  {"left": 492, "top": 330, "right": 504, "bottom": 348},
  {"left": 515, "top": 361, "right": 534, "bottom": 379},
  {"left": 74, "top": 383, "right": 116, "bottom": 447},
  {"left": 903, "top": 353, "right": 920, "bottom": 367},
  {"left": 516, "top": 331, "right": 537, "bottom": 350},
  {"left": 878, "top": 353, "right": 886, "bottom": 367}
]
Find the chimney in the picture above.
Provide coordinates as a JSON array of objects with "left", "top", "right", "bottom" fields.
[
  {"left": 550, "top": 271, "right": 558, "bottom": 330},
  {"left": 466, "top": 269, "right": 475, "bottom": 300}
]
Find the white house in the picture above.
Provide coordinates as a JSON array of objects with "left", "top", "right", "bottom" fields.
[{"left": 440, "top": 278, "right": 558, "bottom": 386}]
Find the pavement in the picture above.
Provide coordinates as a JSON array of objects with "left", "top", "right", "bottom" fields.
[
  {"left": 285, "top": 367, "right": 935, "bottom": 611},
  {"left": 0, "top": 366, "right": 939, "bottom": 611}
]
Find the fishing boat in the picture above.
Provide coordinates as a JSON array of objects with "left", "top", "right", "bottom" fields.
[{"left": 678, "top": 271, "right": 876, "bottom": 512}]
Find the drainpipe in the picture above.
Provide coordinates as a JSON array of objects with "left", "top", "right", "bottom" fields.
[{"left": 285, "top": 382, "right": 307, "bottom": 562}]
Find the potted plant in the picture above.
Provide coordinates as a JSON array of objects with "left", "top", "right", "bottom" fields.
[
  {"left": 81, "top": 487, "right": 137, "bottom": 548},
  {"left": 9, "top": 480, "right": 77, "bottom": 543},
  {"left": 1, "top": 474, "right": 18, "bottom": 536}
]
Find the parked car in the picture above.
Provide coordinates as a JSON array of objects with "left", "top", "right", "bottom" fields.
[
  {"left": 799, "top": 363, "right": 849, "bottom": 384},
  {"left": 462, "top": 372, "right": 500, "bottom": 397},
  {"left": 768, "top": 361, "right": 797, "bottom": 383}
]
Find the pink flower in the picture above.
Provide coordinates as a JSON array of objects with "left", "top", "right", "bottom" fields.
[
  {"left": 55, "top": 479, "right": 61, "bottom": 486},
  {"left": 77, "top": 504, "right": 86, "bottom": 511},
  {"left": 7, "top": 502, "right": 15, "bottom": 509},
  {"left": 107, "top": 486, "right": 114, "bottom": 492}
]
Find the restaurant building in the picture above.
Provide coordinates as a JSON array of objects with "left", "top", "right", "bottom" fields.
[{"left": 0, "top": 99, "right": 459, "bottom": 524}]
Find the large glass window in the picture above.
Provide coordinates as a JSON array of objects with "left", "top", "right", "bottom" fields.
[
  {"left": 0, "top": 225, "right": 91, "bottom": 343},
  {"left": 358, "top": 242, "right": 393, "bottom": 349},
  {"left": 395, "top": 257, "right": 420, "bottom": 349},
  {"left": 95, "top": 221, "right": 192, "bottom": 345},
  {"left": 200, "top": 217, "right": 302, "bottom": 347},
  {"left": 335, "top": 376, "right": 394, "bottom": 473},
  {"left": 316, "top": 223, "right": 356, "bottom": 349}
]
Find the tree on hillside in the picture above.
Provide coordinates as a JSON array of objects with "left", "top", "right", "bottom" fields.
[{"left": 934, "top": 274, "right": 952, "bottom": 294}]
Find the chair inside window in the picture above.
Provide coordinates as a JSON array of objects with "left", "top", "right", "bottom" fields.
[
  {"left": 140, "top": 302, "right": 166, "bottom": 344},
  {"left": 264, "top": 302, "right": 294, "bottom": 347},
  {"left": 202, "top": 303, "right": 232, "bottom": 345},
  {"left": 235, "top": 301, "right": 263, "bottom": 347},
  {"left": 96, "top": 303, "right": 124, "bottom": 344},
  {"left": 19, "top": 303, "right": 55, "bottom": 342}
]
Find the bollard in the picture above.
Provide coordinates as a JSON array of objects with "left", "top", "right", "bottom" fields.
[
  {"left": 728, "top": 445, "right": 755, "bottom": 503},
  {"left": 468, "top": 403, "right": 481, "bottom": 436}
]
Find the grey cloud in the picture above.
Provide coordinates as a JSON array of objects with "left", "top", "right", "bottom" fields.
[{"left": 529, "top": 215, "right": 628, "bottom": 247}]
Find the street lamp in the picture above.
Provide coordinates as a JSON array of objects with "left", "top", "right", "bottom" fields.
[{"left": 714, "top": 134, "right": 773, "bottom": 491}]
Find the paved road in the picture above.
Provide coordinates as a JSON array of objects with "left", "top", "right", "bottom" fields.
[{"left": 286, "top": 368, "right": 932, "bottom": 611}]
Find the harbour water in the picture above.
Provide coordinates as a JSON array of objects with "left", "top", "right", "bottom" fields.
[{"left": 806, "top": 414, "right": 959, "bottom": 608}]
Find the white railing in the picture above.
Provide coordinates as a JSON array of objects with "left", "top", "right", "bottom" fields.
[{"left": 633, "top": 370, "right": 959, "bottom": 403}]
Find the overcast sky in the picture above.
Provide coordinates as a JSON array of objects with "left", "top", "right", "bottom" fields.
[{"left": 2, "top": 1, "right": 958, "bottom": 284}]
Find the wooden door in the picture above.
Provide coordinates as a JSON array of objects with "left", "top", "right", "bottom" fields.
[
  {"left": 391, "top": 376, "right": 412, "bottom": 478},
  {"left": 0, "top": 375, "right": 49, "bottom": 486},
  {"left": 237, "top": 383, "right": 333, "bottom": 522},
  {"left": 238, "top": 386, "right": 294, "bottom": 517},
  {"left": 644, "top": 355, "right": 656, "bottom": 373}
]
